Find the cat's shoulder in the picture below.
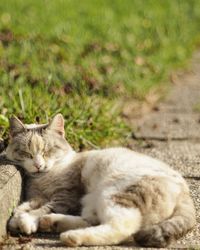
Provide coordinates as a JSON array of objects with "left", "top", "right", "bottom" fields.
[
  {"left": 79, "top": 147, "right": 143, "bottom": 157},
  {"left": 75, "top": 147, "right": 145, "bottom": 165}
]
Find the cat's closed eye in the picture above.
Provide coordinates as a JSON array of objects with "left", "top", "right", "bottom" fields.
[
  {"left": 44, "top": 145, "right": 62, "bottom": 157},
  {"left": 18, "top": 150, "right": 33, "bottom": 159},
  {"left": 44, "top": 148, "right": 55, "bottom": 157}
]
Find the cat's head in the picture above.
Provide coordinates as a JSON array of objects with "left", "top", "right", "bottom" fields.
[{"left": 6, "top": 114, "right": 73, "bottom": 174}]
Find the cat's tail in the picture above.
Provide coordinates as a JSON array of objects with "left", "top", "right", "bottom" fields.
[{"left": 134, "top": 192, "right": 196, "bottom": 247}]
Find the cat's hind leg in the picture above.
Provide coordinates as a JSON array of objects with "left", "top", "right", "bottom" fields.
[
  {"left": 134, "top": 192, "right": 196, "bottom": 247},
  {"left": 60, "top": 205, "right": 141, "bottom": 246},
  {"left": 39, "top": 214, "right": 89, "bottom": 233}
]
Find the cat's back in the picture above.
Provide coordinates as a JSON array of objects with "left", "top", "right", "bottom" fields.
[{"left": 81, "top": 147, "right": 184, "bottom": 187}]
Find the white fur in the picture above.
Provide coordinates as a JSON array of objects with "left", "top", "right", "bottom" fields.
[
  {"left": 61, "top": 205, "right": 141, "bottom": 246},
  {"left": 56, "top": 150, "right": 76, "bottom": 168},
  {"left": 80, "top": 148, "right": 183, "bottom": 223},
  {"left": 59, "top": 147, "right": 185, "bottom": 246},
  {"left": 25, "top": 124, "right": 46, "bottom": 129},
  {"left": 16, "top": 213, "right": 38, "bottom": 235}
]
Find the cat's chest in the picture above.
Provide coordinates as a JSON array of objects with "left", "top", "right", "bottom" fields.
[
  {"left": 29, "top": 167, "right": 81, "bottom": 198},
  {"left": 28, "top": 172, "right": 61, "bottom": 197}
]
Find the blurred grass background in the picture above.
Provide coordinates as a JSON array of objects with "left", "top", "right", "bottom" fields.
[{"left": 0, "top": 0, "right": 200, "bottom": 149}]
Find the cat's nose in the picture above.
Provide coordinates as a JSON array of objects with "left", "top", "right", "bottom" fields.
[{"left": 35, "top": 163, "right": 42, "bottom": 170}]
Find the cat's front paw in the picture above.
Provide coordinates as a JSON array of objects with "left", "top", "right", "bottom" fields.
[
  {"left": 60, "top": 231, "right": 82, "bottom": 247},
  {"left": 39, "top": 215, "right": 55, "bottom": 232},
  {"left": 8, "top": 215, "right": 19, "bottom": 232},
  {"left": 18, "top": 213, "right": 39, "bottom": 235}
]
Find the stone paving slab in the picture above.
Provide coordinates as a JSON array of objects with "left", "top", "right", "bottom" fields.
[
  {"left": 0, "top": 237, "right": 166, "bottom": 250},
  {"left": 0, "top": 154, "right": 19, "bottom": 189},
  {"left": 134, "top": 113, "right": 200, "bottom": 140},
  {"left": 130, "top": 140, "right": 200, "bottom": 178},
  {"left": 159, "top": 80, "right": 200, "bottom": 113},
  {"left": 0, "top": 165, "right": 22, "bottom": 241},
  {"left": 0, "top": 153, "right": 23, "bottom": 241},
  {"left": 158, "top": 51, "right": 200, "bottom": 114},
  {"left": 177, "top": 179, "right": 200, "bottom": 247}
]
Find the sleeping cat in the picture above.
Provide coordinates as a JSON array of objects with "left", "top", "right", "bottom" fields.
[{"left": 6, "top": 114, "right": 195, "bottom": 247}]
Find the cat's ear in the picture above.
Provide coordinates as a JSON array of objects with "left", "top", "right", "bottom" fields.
[
  {"left": 48, "top": 114, "right": 65, "bottom": 136},
  {"left": 9, "top": 116, "right": 26, "bottom": 137}
]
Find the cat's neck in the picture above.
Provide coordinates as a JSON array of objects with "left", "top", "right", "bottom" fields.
[{"left": 55, "top": 150, "right": 77, "bottom": 168}]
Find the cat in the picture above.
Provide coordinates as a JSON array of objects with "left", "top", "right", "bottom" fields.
[{"left": 6, "top": 114, "right": 196, "bottom": 247}]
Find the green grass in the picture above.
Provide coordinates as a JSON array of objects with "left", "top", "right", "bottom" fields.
[{"left": 0, "top": 0, "right": 200, "bottom": 149}]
